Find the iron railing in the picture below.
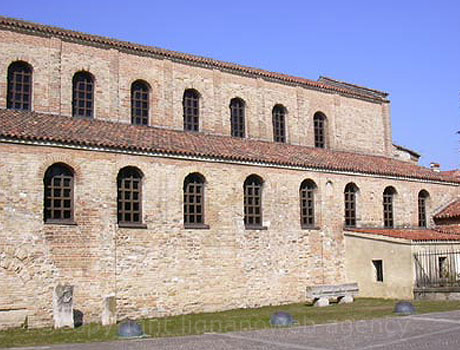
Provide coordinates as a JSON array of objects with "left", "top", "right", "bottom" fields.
[{"left": 414, "top": 250, "right": 460, "bottom": 288}]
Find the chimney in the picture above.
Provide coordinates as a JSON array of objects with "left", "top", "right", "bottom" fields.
[{"left": 430, "top": 162, "right": 441, "bottom": 172}]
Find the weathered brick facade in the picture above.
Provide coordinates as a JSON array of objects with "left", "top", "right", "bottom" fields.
[{"left": 0, "top": 18, "right": 458, "bottom": 329}]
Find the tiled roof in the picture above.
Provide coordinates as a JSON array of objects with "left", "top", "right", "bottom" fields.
[
  {"left": 0, "top": 16, "right": 387, "bottom": 103},
  {"left": 434, "top": 200, "right": 460, "bottom": 220},
  {"left": 441, "top": 170, "right": 460, "bottom": 178},
  {"left": 345, "top": 228, "right": 460, "bottom": 241},
  {"left": 0, "top": 110, "right": 459, "bottom": 184},
  {"left": 436, "top": 225, "right": 460, "bottom": 235}
]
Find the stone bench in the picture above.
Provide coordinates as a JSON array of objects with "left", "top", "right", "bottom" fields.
[{"left": 306, "top": 283, "right": 359, "bottom": 307}]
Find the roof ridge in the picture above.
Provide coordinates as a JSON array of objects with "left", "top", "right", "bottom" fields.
[{"left": 0, "top": 16, "right": 388, "bottom": 103}]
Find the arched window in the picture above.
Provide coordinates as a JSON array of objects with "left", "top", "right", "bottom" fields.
[
  {"left": 230, "top": 98, "right": 245, "bottom": 138},
  {"left": 344, "top": 183, "right": 359, "bottom": 228},
  {"left": 244, "top": 175, "right": 264, "bottom": 228},
  {"left": 383, "top": 186, "right": 396, "bottom": 228},
  {"left": 300, "top": 179, "right": 317, "bottom": 228},
  {"left": 418, "top": 190, "right": 429, "bottom": 228},
  {"left": 72, "top": 71, "right": 94, "bottom": 118},
  {"left": 44, "top": 163, "right": 74, "bottom": 223},
  {"left": 183, "top": 173, "right": 207, "bottom": 228},
  {"left": 131, "top": 80, "right": 150, "bottom": 126},
  {"left": 272, "top": 105, "right": 286, "bottom": 143},
  {"left": 313, "top": 112, "right": 327, "bottom": 148},
  {"left": 183, "top": 89, "right": 200, "bottom": 131},
  {"left": 117, "top": 167, "right": 143, "bottom": 226},
  {"left": 7, "top": 61, "right": 32, "bottom": 111}
]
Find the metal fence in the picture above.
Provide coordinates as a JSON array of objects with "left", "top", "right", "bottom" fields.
[{"left": 414, "top": 250, "right": 460, "bottom": 288}]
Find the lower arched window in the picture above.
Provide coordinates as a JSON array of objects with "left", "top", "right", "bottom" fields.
[
  {"left": 117, "top": 167, "right": 143, "bottom": 226},
  {"left": 418, "top": 190, "right": 429, "bottom": 227},
  {"left": 344, "top": 183, "right": 359, "bottom": 228},
  {"left": 300, "top": 179, "right": 316, "bottom": 228},
  {"left": 383, "top": 186, "right": 396, "bottom": 228},
  {"left": 44, "top": 163, "right": 74, "bottom": 223},
  {"left": 183, "top": 173, "right": 207, "bottom": 228},
  {"left": 244, "top": 175, "right": 264, "bottom": 228}
]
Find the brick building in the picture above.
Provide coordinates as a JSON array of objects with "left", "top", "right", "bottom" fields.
[{"left": 0, "top": 17, "right": 459, "bottom": 329}]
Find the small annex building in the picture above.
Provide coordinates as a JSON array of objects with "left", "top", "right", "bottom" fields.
[{"left": 0, "top": 17, "right": 459, "bottom": 329}]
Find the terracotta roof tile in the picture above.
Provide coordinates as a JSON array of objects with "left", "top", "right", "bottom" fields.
[
  {"left": 435, "top": 225, "right": 460, "bottom": 235},
  {"left": 434, "top": 200, "right": 460, "bottom": 220},
  {"left": 346, "top": 228, "right": 460, "bottom": 241},
  {"left": 0, "top": 16, "right": 387, "bottom": 103},
  {"left": 0, "top": 110, "right": 459, "bottom": 184}
]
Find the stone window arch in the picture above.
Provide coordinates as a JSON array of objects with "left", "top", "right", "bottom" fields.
[
  {"left": 117, "top": 166, "right": 144, "bottom": 226},
  {"left": 72, "top": 71, "right": 94, "bottom": 118},
  {"left": 313, "top": 112, "right": 327, "bottom": 148},
  {"left": 344, "top": 182, "right": 359, "bottom": 228},
  {"left": 418, "top": 190, "right": 430, "bottom": 228},
  {"left": 272, "top": 104, "right": 287, "bottom": 143},
  {"left": 244, "top": 174, "right": 264, "bottom": 228},
  {"left": 44, "top": 163, "right": 75, "bottom": 224},
  {"left": 383, "top": 186, "right": 397, "bottom": 228},
  {"left": 131, "top": 80, "right": 150, "bottom": 126},
  {"left": 183, "top": 89, "right": 200, "bottom": 131},
  {"left": 7, "top": 61, "right": 33, "bottom": 111},
  {"left": 183, "top": 173, "right": 208, "bottom": 228},
  {"left": 230, "top": 97, "right": 246, "bottom": 138},
  {"left": 300, "top": 179, "right": 317, "bottom": 228}
]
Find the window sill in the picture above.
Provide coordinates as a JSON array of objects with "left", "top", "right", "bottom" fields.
[
  {"left": 44, "top": 220, "right": 77, "bottom": 226},
  {"left": 118, "top": 223, "right": 148, "bottom": 229},
  {"left": 245, "top": 225, "right": 268, "bottom": 230},
  {"left": 301, "top": 225, "right": 321, "bottom": 230},
  {"left": 184, "top": 224, "right": 210, "bottom": 230}
]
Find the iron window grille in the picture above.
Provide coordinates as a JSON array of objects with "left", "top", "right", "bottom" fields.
[
  {"left": 117, "top": 167, "right": 143, "bottom": 226},
  {"left": 300, "top": 180, "right": 316, "bottom": 228},
  {"left": 418, "top": 190, "right": 429, "bottom": 227},
  {"left": 7, "top": 61, "right": 32, "bottom": 111},
  {"left": 44, "top": 164, "right": 74, "bottom": 223},
  {"left": 183, "top": 173, "right": 206, "bottom": 228},
  {"left": 244, "top": 175, "right": 263, "bottom": 228},
  {"left": 230, "top": 98, "right": 245, "bottom": 138},
  {"left": 344, "top": 183, "right": 358, "bottom": 228},
  {"left": 131, "top": 81, "right": 149, "bottom": 126},
  {"left": 72, "top": 72, "right": 94, "bottom": 118},
  {"left": 383, "top": 187, "right": 396, "bottom": 228},
  {"left": 183, "top": 89, "right": 200, "bottom": 131},
  {"left": 272, "top": 105, "right": 286, "bottom": 143},
  {"left": 313, "top": 112, "right": 326, "bottom": 148}
]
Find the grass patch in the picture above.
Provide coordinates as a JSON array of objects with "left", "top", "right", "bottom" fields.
[{"left": 1, "top": 298, "right": 460, "bottom": 348}]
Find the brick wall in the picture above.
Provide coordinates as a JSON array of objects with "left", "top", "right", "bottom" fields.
[
  {"left": 0, "top": 28, "right": 391, "bottom": 157},
  {"left": 0, "top": 143, "right": 457, "bottom": 327}
]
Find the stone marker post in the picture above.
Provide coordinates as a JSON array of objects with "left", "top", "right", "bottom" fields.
[
  {"left": 53, "top": 284, "right": 74, "bottom": 329},
  {"left": 102, "top": 295, "right": 116, "bottom": 326}
]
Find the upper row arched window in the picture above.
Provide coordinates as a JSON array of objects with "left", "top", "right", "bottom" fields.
[
  {"left": 272, "top": 104, "right": 286, "bottom": 143},
  {"left": 314, "top": 112, "right": 327, "bottom": 148},
  {"left": 131, "top": 80, "right": 150, "bottom": 126},
  {"left": 230, "top": 98, "right": 245, "bottom": 138},
  {"left": 72, "top": 71, "right": 94, "bottom": 118},
  {"left": 7, "top": 61, "right": 32, "bottom": 111}
]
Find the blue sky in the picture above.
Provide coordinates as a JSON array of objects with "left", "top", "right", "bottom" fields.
[{"left": 1, "top": 0, "right": 459, "bottom": 169}]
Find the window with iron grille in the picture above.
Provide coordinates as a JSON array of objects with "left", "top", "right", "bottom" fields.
[
  {"left": 183, "top": 173, "right": 206, "bottom": 228},
  {"left": 313, "top": 112, "right": 326, "bottom": 148},
  {"left": 183, "top": 89, "right": 200, "bottom": 131},
  {"left": 230, "top": 98, "right": 245, "bottom": 138},
  {"left": 131, "top": 80, "right": 149, "bottom": 125},
  {"left": 418, "top": 190, "right": 429, "bottom": 227},
  {"left": 7, "top": 61, "right": 32, "bottom": 111},
  {"left": 272, "top": 105, "right": 286, "bottom": 143},
  {"left": 72, "top": 71, "right": 94, "bottom": 118},
  {"left": 300, "top": 179, "right": 316, "bottom": 228},
  {"left": 383, "top": 186, "right": 396, "bottom": 228},
  {"left": 344, "top": 183, "right": 358, "bottom": 228},
  {"left": 44, "top": 163, "right": 74, "bottom": 223},
  {"left": 117, "top": 167, "right": 143, "bottom": 226},
  {"left": 244, "top": 175, "right": 264, "bottom": 228}
]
